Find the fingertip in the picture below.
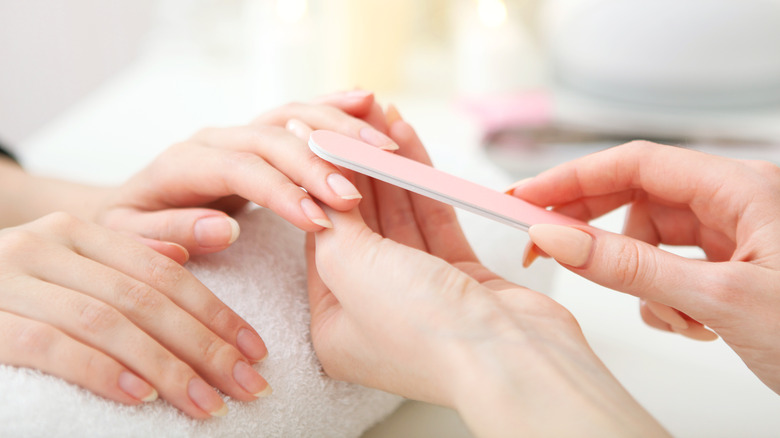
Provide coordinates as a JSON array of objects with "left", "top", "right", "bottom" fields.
[
  {"left": 522, "top": 242, "right": 540, "bottom": 268},
  {"left": 194, "top": 215, "right": 241, "bottom": 249},
  {"left": 504, "top": 177, "right": 533, "bottom": 195},
  {"left": 528, "top": 224, "right": 593, "bottom": 268}
]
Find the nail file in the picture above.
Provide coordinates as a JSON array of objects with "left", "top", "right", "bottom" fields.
[{"left": 308, "top": 130, "right": 585, "bottom": 231}]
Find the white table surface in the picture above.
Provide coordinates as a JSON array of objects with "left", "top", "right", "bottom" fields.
[{"left": 19, "top": 49, "right": 780, "bottom": 437}]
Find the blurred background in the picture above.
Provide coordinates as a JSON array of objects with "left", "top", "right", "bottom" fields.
[
  {"left": 3, "top": 1, "right": 780, "bottom": 436},
  {"left": 3, "top": 0, "right": 780, "bottom": 176}
]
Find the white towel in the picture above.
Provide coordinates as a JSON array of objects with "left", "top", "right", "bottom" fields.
[{"left": 0, "top": 206, "right": 403, "bottom": 438}]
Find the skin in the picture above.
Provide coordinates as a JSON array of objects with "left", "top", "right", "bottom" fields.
[
  {"left": 300, "top": 114, "right": 669, "bottom": 437},
  {"left": 512, "top": 141, "right": 780, "bottom": 395},
  {"left": 0, "top": 91, "right": 397, "bottom": 417}
]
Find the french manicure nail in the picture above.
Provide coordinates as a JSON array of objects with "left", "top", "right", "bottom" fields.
[
  {"left": 360, "top": 127, "right": 398, "bottom": 151},
  {"left": 646, "top": 301, "right": 689, "bottom": 330},
  {"left": 504, "top": 177, "right": 533, "bottom": 195},
  {"left": 233, "top": 361, "right": 269, "bottom": 398},
  {"left": 188, "top": 377, "right": 227, "bottom": 417},
  {"left": 300, "top": 198, "right": 333, "bottom": 228},
  {"left": 194, "top": 216, "right": 240, "bottom": 248},
  {"left": 522, "top": 242, "right": 540, "bottom": 268},
  {"left": 327, "top": 173, "right": 362, "bottom": 200},
  {"left": 118, "top": 371, "right": 158, "bottom": 402},
  {"left": 529, "top": 224, "right": 593, "bottom": 268},
  {"left": 237, "top": 328, "right": 268, "bottom": 363}
]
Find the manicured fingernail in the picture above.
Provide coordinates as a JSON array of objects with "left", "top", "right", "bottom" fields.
[
  {"left": 646, "top": 301, "right": 689, "bottom": 330},
  {"left": 522, "top": 242, "right": 540, "bottom": 268},
  {"left": 504, "top": 177, "right": 533, "bottom": 195},
  {"left": 237, "top": 328, "right": 267, "bottom": 363},
  {"left": 233, "top": 361, "right": 270, "bottom": 398},
  {"left": 118, "top": 371, "right": 157, "bottom": 402},
  {"left": 346, "top": 89, "right": 372, "bottom": 99},
  {"left": 327, "top": 173, "right": 362, "bottom": 200},
  {"left": 194, "top": 216, "right": 240, "bottom": 248},
  {"left": 188, "top": 377, "right": 227, "bottom": 417},
  {"left": 385, "top": 103, "right": 402, "bottom": 126},
  {"left": 360, "top": 127, "right": 398, "bottom": 151},
  {"left": 301, "top": 198, "right": 333, "bottom": 228},
  {"left": 529, "top": 224, "right": 593, "bottom": 268},
  {"left": 671, "top": 324, "right": 719, "bottom": 341}
]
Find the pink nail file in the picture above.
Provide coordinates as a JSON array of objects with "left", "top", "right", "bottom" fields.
[{"left": 308, "top": 130, "right": 585, "bottom": 231}]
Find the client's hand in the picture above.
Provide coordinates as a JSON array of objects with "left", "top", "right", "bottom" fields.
[
  {"left": 512, "top": 141, "right": 780, "bottom": 394},
  {"left": 96, "top": 90, "right": 396, "bottom": 256},
  {"left": 304, "top": 115, "right": 668, "bottom": 437},
  {"left": 0, "top": 213, "right": 269, "bottom": 418}
]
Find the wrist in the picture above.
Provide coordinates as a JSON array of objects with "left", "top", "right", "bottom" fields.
[
  {"left": 0, "top": 160, "right": 112, "bottom": 227},
  {"left": 442, "top": 290, "right": 669, "bottom": 437}
]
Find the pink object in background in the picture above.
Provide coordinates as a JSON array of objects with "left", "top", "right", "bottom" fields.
[
  {"left": 458, "top": 90, "right": 553, "bottom": 134},
  {"left": 309, "top": 130, "right": 584, "bottom": 231}
]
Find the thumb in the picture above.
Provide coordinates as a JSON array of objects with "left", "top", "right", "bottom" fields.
[
  {"left": 528, "top": 224, "right": 713, "bottom": 314},
  {"left": 101, "top": 207, "right": 240, "bottom": 255}
]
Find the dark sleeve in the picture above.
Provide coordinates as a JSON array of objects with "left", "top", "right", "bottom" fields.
[{"left": 0, "top": 139, "right": 17, "bottom": 163}]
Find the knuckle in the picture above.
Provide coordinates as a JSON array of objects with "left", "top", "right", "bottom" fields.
[
  {"left": 613, "top": 241, "right": 645, "bottom": 288},
  {"left": 0, "top": 229, "right": 39, "bottom": 257},
  {"left": 13, "top": 321, "right": 57, "bottom": 357},
  {"left": 78, "top": 301, "right": 122, "bottom": 334},
  {"left": 144, "top": 254, "right": 185, "bottom": 291},
  {"left": 206, "top": 305, "right": 235, "bottom": 332},
  {"left": 223, "top": 150, "right": 263, "bottom": 173},
  {"left": 38, "top": 211, "right": 82, "bottom": 231},
  {"left": 200, "top": 334, "right": 235, "bottom": 369},
  {"left": 117, "top": 280, "right": 164, "bottom": 314}
]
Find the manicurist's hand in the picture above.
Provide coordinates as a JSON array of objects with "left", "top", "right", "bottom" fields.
[
  {"left": 0, "top": 213, "right": 270, "bottom": 418},
  {"left": 303, "top": 114, "right": 668, "bottom": 437},
  {"left": 94, "top": 90, "right": 397, "bottom": 256},
  {"left": 511, "top": 141, "right": 780, "bottom": 394}
]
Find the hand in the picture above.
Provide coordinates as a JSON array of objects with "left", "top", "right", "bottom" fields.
[
  {"left": 94, "top": 91, "right": 398, "bottom": 255},
  {"left": 0, "top": 213, "right": 270, "bottom": 418},
  {"left": 304, "top": 114, "right": 666, "bottom": 436},
  {"left": 512, "top": 141, "right": 780, "bottom": 394}
]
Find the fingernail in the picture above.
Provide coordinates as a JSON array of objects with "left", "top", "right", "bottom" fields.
[
  {"left": 360, "top": 127, "right": 398, "bottom": 151},
  {"left": 385, "top": 103, "right": 402, "bottom": 126},
  {"left": 646, "top": 301, "right": 689, "bottom": 330},
  {"left": 233, "top": 361, "right": 271, "bottom": 398},
  {"left": 346, "top": 89, "right": 372, "bottom": 99},
  {"left": 163, "top": 242, "right": 190, "bottom": 265},
  {"left": 522, "top": 242, "right": 540, "bottom": 268},
  {"left": 188, "top": 377, "right": 227, "bottom": 417},
  {"left": 237, "top": 328, "right": 268, "bottom": 363},
  {"left": 671, "top": 324, "right": 719, "bottom": 341},
  {"left": 504, "top": 177, "right": 533, "bottom": 195},
  {"left": 118, "top": 371, "right": 158, "bottom": 402},
  {"left": 327, "top": 173, "right": 362, "bottom": 200},
  {"left": 301, "top": 198, "right": 333, "bottom": 228},
  {"left": 529, "top": 224, "right": 593, "bottom": 268},
  {"left": 194, "top": 216, "right": 240, "bottom": 248}
]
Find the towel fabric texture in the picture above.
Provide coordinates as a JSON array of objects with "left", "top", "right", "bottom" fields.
[{"left": 0, "top": 207, "right": 403, "bottom": 437}]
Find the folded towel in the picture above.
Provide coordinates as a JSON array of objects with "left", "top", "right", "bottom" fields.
[{"left": 0, "top": 206, "right": 403, "bottom": 438}]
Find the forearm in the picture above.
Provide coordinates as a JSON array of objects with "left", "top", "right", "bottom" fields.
[
  {"left": 0, "top": 158, "right": 112, "bottom": 228},
  {"left": 446, "top": 304, "right": 670, "bottom": 437}
]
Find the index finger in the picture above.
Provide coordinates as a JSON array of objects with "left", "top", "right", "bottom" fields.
[{"left": 513, "top": 141, "right": 768, "bottom": 236}]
